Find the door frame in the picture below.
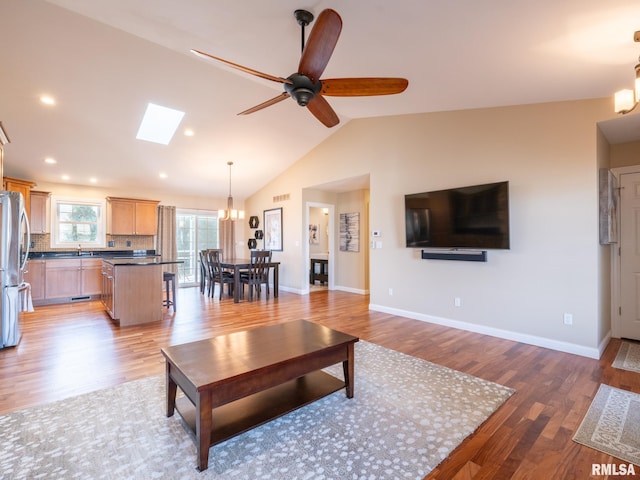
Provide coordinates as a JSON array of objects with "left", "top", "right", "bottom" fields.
[
  {"left": 611, "top": 165, "right": 640, "bottom": 338},
  {"left": 304, "top": 202, "right": 335, "bottom": 294}
]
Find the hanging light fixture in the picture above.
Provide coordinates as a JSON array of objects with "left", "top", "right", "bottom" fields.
[
  {"left": 218, "top": 161, "right": 245, "bottom": 221},
  {"left": 614, "top": 31, "right": 640, "bottom": 114}
]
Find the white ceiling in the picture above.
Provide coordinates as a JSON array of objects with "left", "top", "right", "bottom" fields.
[{"left": 2, "top": 0, "right": 640, "bottom": 200}]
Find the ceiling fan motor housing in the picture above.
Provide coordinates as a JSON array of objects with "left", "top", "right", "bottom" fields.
[{"left": 285, "top": 73, "right": 322, "bottom": 106}]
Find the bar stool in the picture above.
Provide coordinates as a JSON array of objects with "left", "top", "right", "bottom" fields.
[{"left": 163, "top": 271, "right": 176, "bottom": 312}]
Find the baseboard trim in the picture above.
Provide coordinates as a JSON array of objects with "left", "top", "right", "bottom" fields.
[
  {"left": 282, "top": 285, "right": 369, "bottom": 296},
  {"left": 368, "top": 303, "right": 603, "bottom": 359},
  {"left": 334, "top": 285, "right": 369, "bottom": 295}
]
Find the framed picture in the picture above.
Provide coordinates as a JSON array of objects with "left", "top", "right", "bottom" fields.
[
  {"left": 309, "top": 224, "right": 319, "bottom": 244},
  {"left": 340, "top": 212, "right": 360, "bottom": 252},
  {"left": 599, "top": 168, "right": 618, "bottom": 244},
  {"left": 263, "top": 208, "right": 283, "bottom": 251}
]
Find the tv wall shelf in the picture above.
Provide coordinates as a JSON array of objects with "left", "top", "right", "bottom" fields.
[{"left": 421, "top": 250, "right": 487, "bottom": 262}]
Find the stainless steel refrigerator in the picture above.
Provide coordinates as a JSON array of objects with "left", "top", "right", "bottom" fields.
[{"left": 0, "top": 191, "right": 30, "bottom": 349}]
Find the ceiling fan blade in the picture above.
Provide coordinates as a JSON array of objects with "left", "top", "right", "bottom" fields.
[
  {"left": 298, "top": 9, "right": 342, "bottom": 82},
  {"left": 307, "top": 95, "right": 340, "bottom": 128},
  {"left": 321, "top": 78, "right": 409, "bottom": 96},
  {"left": 238, "top": 93, "right": 290, "bottom": 115},
  {"left": 191, "top": 49, "right": 292, "bottom": 84}
]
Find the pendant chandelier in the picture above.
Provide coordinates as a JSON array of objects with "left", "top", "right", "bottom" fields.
[{"left": 218, "top": 161, "right": 244, "bottom": 221}]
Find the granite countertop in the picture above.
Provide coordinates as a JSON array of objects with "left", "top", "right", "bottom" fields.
[
  {"left": 29, "top": 250, "right": 157, "bottom": 259},
  {"left": 102, "top": 257, "right": 182, "bottom": 266}
]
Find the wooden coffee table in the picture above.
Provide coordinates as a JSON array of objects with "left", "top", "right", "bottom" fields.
[{"left": 160, "top": 320, "right": 359, "bottom": 471}]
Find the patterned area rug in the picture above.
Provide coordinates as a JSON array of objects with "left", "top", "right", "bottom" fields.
[
  {"left": 573, "top": 384, "right": 640, "bottom": 466},
  {"left": 0, "top": 341, "right": 514, "bottom": 480},
  {"left": 613, "top": 341, "right": 640, "bottom": 373}
]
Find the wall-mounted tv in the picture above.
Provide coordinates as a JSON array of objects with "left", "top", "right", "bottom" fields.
[{"left": 405, "top": 181, "right": 510, "bottom": 250}]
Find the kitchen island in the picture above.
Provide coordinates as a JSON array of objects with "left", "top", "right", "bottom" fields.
[{"left": 101, "top": 257, "right": 180, "bottom": 326}]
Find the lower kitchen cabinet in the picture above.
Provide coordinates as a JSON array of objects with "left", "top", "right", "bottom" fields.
[
  {"left": 101, "top": 262, "right": 114, "bottom": 318},
  {"left": 24, "top": 259, "right": 45, "bottom": 301},
  {"left": 81, "top": 258, "right": 103, "bottom": 296},
  {"left": 45, "top": 259, "right": 82, "bottom": 300},
  {"left": 101, "top": 260, "right": 162, "bottom": 326},
  {"left": 28, "top": 257, "right": 104, "bottom": 305}
]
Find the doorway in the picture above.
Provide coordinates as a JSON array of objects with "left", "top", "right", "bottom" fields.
[{"left": 305, "top": 202, "right": 334, "bottom": 293}]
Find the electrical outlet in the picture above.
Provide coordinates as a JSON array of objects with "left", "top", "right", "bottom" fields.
[
  {"left": 389, "top": 288, "right": 393, "bottom": 296},
  {"left": 454, "top": 297, "right": 461, "bottom": 307},
  {"left": 563, "top": 313, "right": 573, "bottom": 325}
]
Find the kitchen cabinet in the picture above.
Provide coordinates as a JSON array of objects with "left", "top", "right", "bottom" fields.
[
  {"left": 45, "top": 258, "right": 82, "bottom": 299},
  {"left": 41, "top": 258, "right": 102, "bottom": 302},
  {"left": 24, "top": 259, "right": 46, "bottom": 301},
  {"left": 81, "top": 258, "right": 102, "bottom": 296},
  {"left": 30, "top": 191, "right": 51, "bottom": 234},
  {"left": 3, "top": 176, "right": 36, "bottom": 218},
  {"left": 106, "top": 197, "right": 159, "bottom": 235},
  {"left": 101, "top": 262, "right": 114, "bottom": 318},
  {"left": 101, "top": 259, "right": 162, "bottom": 325}
]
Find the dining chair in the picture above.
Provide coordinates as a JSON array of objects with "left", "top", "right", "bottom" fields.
[
  {"left": 207, "top": 249, "right": 234, "bottom": 300},
  {"left": 240, "top": 250, "right": 271, "bottom": 301},
  {"left": 202, "top": 249, "right": 222, "bottom": 297},
  {"left": 198, "top": 250, "right": 208, "bottom": 294}
]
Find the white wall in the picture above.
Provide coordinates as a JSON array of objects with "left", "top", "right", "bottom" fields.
[{"left": 246, "top": 97, "right": 616, "bottom": 358}]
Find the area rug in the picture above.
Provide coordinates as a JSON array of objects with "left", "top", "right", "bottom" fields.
[
  {"left": 0, "top": 341, "right": 514, "bottom": 480},
  {"left": 613, "top": 341, "right": 640, "bottom": 373},
  {"left": 573, "top": 384, "right": 640, "bottom": 466}
]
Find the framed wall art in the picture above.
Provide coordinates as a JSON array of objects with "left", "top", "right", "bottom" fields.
[
  {"left": 309, "top": 224, "right": 319, "bottom": 244},
  {"left": 263, "top": 207, "right": 283, "bottom": 251},
  {"left": 599, "top": 168, "right": 617, "bottom": 244},
  {"left": 340, "top": 212, "right": 360, "bottom": 252}
]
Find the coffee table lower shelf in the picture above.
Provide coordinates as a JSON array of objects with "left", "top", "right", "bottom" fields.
[{"left": 175, "top": 370, "right": 346, "bottom": 446}]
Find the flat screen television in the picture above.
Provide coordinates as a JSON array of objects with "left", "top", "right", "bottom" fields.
[{"left": 405, "top": 181, "right": 510, "bottom": 249}]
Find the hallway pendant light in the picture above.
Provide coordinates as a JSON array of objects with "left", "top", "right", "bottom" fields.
[
  {"left": 218, "top": 161, "right": 244, "bottom": 221},
  {"left": 614, "top": 31, "right": 640, "bottom": 114}
]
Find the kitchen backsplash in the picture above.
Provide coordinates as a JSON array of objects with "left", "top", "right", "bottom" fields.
[{"left": 30, "top": 234, "right": 155, "bottom": 252}]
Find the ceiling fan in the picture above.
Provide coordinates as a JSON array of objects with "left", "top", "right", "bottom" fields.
[{"left": 191, "top": 9, "right": 409, "bottom": 128}]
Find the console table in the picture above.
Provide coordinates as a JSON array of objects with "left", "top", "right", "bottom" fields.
[{"left": 310, "top": 258, "right": 328, "bottom": 285}]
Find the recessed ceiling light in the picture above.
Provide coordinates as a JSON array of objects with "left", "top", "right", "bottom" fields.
[
  {"left": 44, "top": 157, "right": 57, "bottom": 164},
  {"left": 159, "top": 172, "right": 168, "bottom": 179},
  {"left": 61, "top": 174, "right": 70, "bottom": 181},
  {"left": 184, "top": 129, "right": 194, "bottom": 137},
  {"left": 136, "top": 103, "right": 185, "bottom": 145},
  {"left": 40, "top": 95, "right": 55, "bottom": 105},
  {"left": 89, "top": 177, "right": 97, "bottom": 183}
]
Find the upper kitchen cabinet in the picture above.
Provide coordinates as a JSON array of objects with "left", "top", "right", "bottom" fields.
[
  {"left": 106, "top": 197, "right": 159, "bottom": 235},
  {"left": 30, "top": 191, "right": 51, "bottom": 234},
  {"left": 3, "top": 176, "right": 36, "bottom": 218}
]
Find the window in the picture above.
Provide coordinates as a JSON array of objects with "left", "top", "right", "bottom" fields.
[
  {"left": 176, "top": 210, "right": 219, "bottom": 285},
  {"left": 51, "top": 197, "right": 106, "bottom": 248}
]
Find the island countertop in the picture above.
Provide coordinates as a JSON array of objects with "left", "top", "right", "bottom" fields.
[{"left": 102, "top": 257, "right": 182, "bottom": 266}]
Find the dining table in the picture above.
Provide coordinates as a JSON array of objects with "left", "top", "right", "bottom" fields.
[{"left": 220, "top": 258, "right": 280, "bottom": 303}]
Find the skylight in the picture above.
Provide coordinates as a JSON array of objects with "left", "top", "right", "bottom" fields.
[{"left": 136, "top": 103, "right": 185, "bottom": 145}]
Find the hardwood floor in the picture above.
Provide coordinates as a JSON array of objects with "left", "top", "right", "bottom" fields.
[{"left": 1, "top": 286, "right": 637, "bottom": 479}]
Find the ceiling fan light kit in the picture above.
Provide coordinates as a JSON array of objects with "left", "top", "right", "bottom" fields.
[
  {"left": 614, "top": 31, "right": 640, "bottom": 115},
  {"left": 192, "top": 8, "right": 408, "bottom": 127}
]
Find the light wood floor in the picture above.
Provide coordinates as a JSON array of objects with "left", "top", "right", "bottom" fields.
[{"left": 1, "top": 286, "right": 636, "bottom": 479}]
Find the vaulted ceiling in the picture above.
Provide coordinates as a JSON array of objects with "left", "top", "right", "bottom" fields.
[{"left": 1, "top": 0, "right": 639, "bottom": 199}]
